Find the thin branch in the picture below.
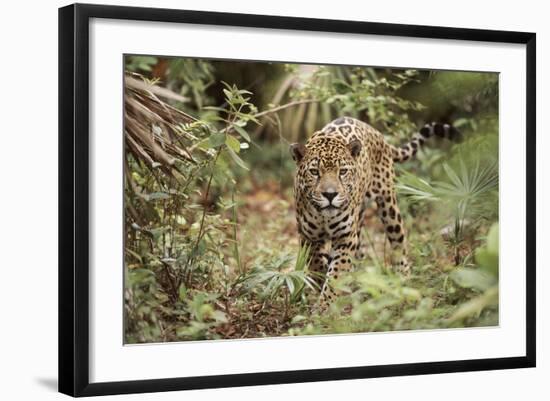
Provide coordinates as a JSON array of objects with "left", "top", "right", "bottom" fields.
[
  {"left": 253, "top": 99, "right": 320, "bottom": 119},
  {"left": 220, "top": 98, "right": 320, "bottom": 139}
]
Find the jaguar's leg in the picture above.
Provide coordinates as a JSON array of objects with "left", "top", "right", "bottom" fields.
[
  {"left": 356, "top": 193, "right": 374, "bottom": 259},
  {"left": 374, "top": 190, "right": 410, "bottom": 272},
  {"left": 318, "top": 231, "right": 359, "bottom": 307},
  {"left": 367, "top": 155, "right": 410, "bottom": 272},
  {"left": 301, "top": 238, "right": 330, "bottom": 291}
]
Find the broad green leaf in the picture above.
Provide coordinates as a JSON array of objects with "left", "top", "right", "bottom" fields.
[
  {"left": 486, "top": 223, "right": 499, "bottom": 254},
  {"left": 476, "top": 248, "right": 498, "bottom": 277},
  {"left": 193, "top": 138, "right": 211, "bottom": 150},
  {"left": 476, "top": 223, "right": 499, "bottom": 276},
  {"left": 208, "top": 133, "right": 226, "bottom": 148},
  {"left": 225, "top": 135, "right": 241, "bottom": 153},
  {"left": 451, "top": 267, "right": 496, "bottom": 292}
]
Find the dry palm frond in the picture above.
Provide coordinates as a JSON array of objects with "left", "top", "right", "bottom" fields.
[{"left": 124, "top": 72, "right": 202, "bottom": 176}]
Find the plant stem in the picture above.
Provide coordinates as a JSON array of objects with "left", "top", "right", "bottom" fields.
[
  {"left": 220, "top": 99, "right": 319, "bottom": 136},
  {"left": 161, "top": 260, "right": 179, "bottom": 302},
  {"left": 183, "top": 151, "right": 220, "bottom": 285},
  {"left": 283, "top": 289, "right": 289, "bottom": 322},
  {"left": 231, "top": 188, "right": 242, "bottom": 274}
]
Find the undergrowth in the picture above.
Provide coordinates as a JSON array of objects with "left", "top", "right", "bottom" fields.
[{"left": 124, "top": 57, "right": 499, "bottom": 343}]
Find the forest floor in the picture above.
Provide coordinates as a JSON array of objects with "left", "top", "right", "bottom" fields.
[
  {"left": 125, "top": 178, "right": 498, "bottom": 344},
  {"left": 199, "top": 179, "right": 496, "bottom": 341}
]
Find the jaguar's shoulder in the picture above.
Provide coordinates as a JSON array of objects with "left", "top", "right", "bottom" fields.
[{"left": 304, "top": 117, "right": 381, "bottom": 151}]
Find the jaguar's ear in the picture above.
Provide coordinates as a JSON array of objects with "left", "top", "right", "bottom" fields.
[
  {"left": 348, "top": 139, "right": 362, "bottom": 158},
  {"left": 290, "top": 143, "right": 306, "bottom": 163}
]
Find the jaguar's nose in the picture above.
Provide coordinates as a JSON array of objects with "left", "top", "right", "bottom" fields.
[{"left": 322, "top": 191, "right": 338, "bottom": 203}]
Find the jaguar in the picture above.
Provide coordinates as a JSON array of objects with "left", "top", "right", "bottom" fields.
[{"left": 290, "top": 117, "right": 460, "bottom": 304}]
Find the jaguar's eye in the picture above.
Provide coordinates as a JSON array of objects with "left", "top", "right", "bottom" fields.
[
  {"left": 309, "top": 168, "right": 319, "bottom": 176},
  {"left": 339, "top": 168, "right": 348, "bottom": 176}
]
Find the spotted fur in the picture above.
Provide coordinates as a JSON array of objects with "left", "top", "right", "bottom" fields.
[{"left": 290, "top": 117, "right": 460, "bottom": 306}]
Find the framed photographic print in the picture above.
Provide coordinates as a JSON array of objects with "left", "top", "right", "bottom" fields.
[{"left": 58, "top": 3, "right": 536, "bottom": 397}]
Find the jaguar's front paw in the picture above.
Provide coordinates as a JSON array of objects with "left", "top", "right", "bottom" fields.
[
  {"left": 311, "top": 298, "right": 329, "bottom": 315},
  {"left": 398, "top": 258, "right": 412, "bottom": 274}
]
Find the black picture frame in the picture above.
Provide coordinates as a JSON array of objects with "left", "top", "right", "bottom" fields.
[{"left": 59, "top": 3, "right": 536, "bottom": 397}]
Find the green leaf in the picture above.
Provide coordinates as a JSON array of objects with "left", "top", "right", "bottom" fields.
[
  {"left": 195, "top": 137, "right": 211, "bottom": 150},
  {"left": 233, "top": 125, "right": 251, "bottom": 142},
  {"left": 448, "top": 286, "right": 499, "bottom": 323},
  {"left": 225, "top": 135, "right": 241, "bottom": 153},
  {"left": 291, "top": 315, "right": 307, "bottom": 324},
  {"left": 146, "top": 192, "right": 170, "bottom": 201},
  {"left": 225, "top": 146, "right": 249, "bottom": 170},
  {"left": 220, "top": 81, "right": 233, "bottom": 90},
  {"left": 401, "top": 287, "right": 421, "bottom": 301},
  {"left": 476, "top": 248, "right": 498, "bottom": 277},
  {"left": 202, "top": 106, "right": 227, "bottom": 113},
  {"left": 236, "top": 89, "right": 253, "bottom": 95},
  {"left": 211, "top": 310, "right": 228, "bottom": 323},
  {"left": 145, "top": 226, "right": 170, "bottom": 241},
  {"left": 285, "top": 276, "right": 295, "bottom": 295},
  {"left": 476, "top": 223, "right": 499, "bottom": 276},
  {"left": 453, "top": 117, "right": 470, "bottom": 128},
  {"left": 208, "top": 133, "right": 226, "bottom": 148},
  {"left": 127, "top": 268, "right": 155, "bottom": 286},
  {"left": 222, "top": 89, "right": 232, "bottom": 100},
  {"left": 451, "top": 267, "right": 496, "bottom": 292},
  {"left": 125, "top": 248, "right": 143, "bottom": 263},
  {"left": 178, "top": 285, "right": 187, "bottom": 301},
  {"left": 486, "top": 223, "right": 499, "bottom": 254}
]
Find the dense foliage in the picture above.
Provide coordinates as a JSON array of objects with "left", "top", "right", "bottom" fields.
[{"left": 124, "top": 56, "right": 499, "bottom": 343}]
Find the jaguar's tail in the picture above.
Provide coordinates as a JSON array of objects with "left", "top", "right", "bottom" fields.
[{"left": 391, "top": 122, "right": 462, "bottom": 163}]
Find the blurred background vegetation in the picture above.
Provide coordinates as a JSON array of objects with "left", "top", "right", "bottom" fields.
[{"left": 123, "top": 55, "right": 499, "bottom": 343}]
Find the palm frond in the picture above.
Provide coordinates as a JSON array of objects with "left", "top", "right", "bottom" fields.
[
  {"left": 397, "top": 156, "right": 498, "bottom": 223},
  {"left": 124, "top": 72, "right": 207, "bottom": 177},
  {"left": 241, "top": 244, "right": 318, "bottom": 301}
]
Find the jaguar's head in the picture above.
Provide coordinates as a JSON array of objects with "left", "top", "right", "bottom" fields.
[{"left": 290, "top": 136, "right": 362, "bottom": 214}]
